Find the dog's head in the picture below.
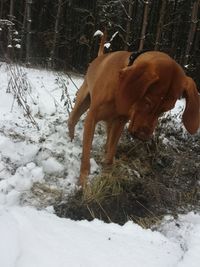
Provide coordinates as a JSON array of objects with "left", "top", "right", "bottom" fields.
[{"left": 117, "top": 61, "right": 200, "bottom": 141}]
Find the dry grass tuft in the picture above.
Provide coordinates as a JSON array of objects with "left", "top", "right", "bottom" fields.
[{"left": 54, "top": 114, "right": 200, "bottom": 227}]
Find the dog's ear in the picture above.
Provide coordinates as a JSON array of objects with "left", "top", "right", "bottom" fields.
[
  {"left": 116, "top": 64, "right": 159, "bottom": 114},
  {"left": 182, "top": 76, "right": 200, "bottom": 134}
]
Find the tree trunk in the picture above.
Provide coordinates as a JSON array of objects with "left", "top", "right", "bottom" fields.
[
  {"left": 20, "top": 4, "right": 27, "bottom": 60},
  {"left": 138, "top": 0, "right": 150, "bottom": 52},
  {"left": 124, "top": 0, "right": 134, "bottom": 50},
  {"left": 9, "top": 0, "right": 14, "bottom": 20},
  {"left": 7, "top": 0, "right": 15, "bottom": 60},
  {"left": 193, "top": 17, "right": 200, "bottom": 54},
  {"left": 154, "top": 0, "right": 167, "bottom": 50},
  {"left": 26, "top": 0, "right": 32, "bottom": 65},
  {"left": 50, "top": 0, "right": 63, "bottom": 67},
  {"left": 183, "top": 0, "right": 200, "bottom": 66},
  {"left": 169, "top": 0, "right": 178, "bottom": 57},
  {"left": 0, "top": 0, "right": 4, "bottom": 19}
]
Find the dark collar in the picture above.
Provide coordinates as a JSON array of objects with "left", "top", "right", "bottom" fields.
[{"left": 128, "top": 50, "right": 150, "bottom": 66}]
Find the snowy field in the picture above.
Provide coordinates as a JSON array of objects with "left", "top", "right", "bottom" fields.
[{"left": 0, "top": 62, "right": 200, "bottom": 267}]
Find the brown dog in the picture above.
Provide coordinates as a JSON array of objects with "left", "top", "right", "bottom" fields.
[{"left": 68, "top": 36, "right": 200, "bottom": 185}]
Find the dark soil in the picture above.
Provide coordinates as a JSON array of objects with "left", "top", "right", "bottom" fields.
[{"left": 54, "top": 116, "right": 200, "bottom": 226}]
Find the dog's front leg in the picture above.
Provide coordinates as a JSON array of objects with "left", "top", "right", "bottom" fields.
[
  {"left": 79, "top": 110, "right": 96, "bottom": 186},
  {"left": 104, "top": 118, "right": 127, "bottom": 165}
]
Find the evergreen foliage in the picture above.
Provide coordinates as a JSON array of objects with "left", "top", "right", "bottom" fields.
[{"left": 0, "top": 0, "right": 200, "bottom": 88}]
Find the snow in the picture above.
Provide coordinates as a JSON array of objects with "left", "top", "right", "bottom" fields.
[
  {"left": 42, "top": 157, "right": 64, "bottom": 174},
  {"left": 110, "top": 31, "right": 119, "bottom": 41},
  {"left": 94, "top": 30, "right": 103, "bottom": 37},
  {"left": 104, "top": 42, "right": 111, "bottom": 49},
  {"left": 0, "top": 207, "right": 200, "bottom": 267},
  {"left": 15, "top": 44, "right": 21, "bottom": 49},
  {"left": 0, "top": 62, "right": 200, "bottom": 267},
  {"left": 0, "top": 135, "right": 39, "bottom": 165}
]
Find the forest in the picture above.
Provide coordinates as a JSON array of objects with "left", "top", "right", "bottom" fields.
[{"left": 0, "top": 0, "right": 200, "bottom": 88}]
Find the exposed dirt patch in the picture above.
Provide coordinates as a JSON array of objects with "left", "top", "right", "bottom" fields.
[{"left": 54, "top": 115, "right": 200, "bottom": 226}]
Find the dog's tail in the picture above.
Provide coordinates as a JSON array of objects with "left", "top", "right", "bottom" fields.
[{"left": 98, "top": 31, "right": 107, "bottom": 56}]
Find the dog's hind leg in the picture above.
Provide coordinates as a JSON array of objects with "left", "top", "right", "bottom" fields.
[{"left": 68, "top": 80, "right": 90, "bottom": 140}]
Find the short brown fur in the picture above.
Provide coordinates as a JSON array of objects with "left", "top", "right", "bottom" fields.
[{"left": 68, "top": 35, "right": 200, "bottom": 185}]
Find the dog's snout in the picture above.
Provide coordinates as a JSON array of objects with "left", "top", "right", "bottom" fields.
[{"left": 131, "top": 127, "right": 152, "bottom": 141}]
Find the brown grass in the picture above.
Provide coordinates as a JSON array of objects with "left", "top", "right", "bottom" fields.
[{"left": 54, "top": 114, "right": 200, "bottom": 227}]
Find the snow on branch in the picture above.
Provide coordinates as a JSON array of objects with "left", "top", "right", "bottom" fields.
[
  {"left": 0, "top": 19, "right": 14, "bottom": 26},
  {"left": 94, "top": 30, "right": 103, "bottom": 37}
]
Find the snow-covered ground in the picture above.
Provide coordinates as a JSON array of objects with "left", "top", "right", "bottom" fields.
[{"left": 0, "top": 62, "right": 200, "bottom": 267}]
